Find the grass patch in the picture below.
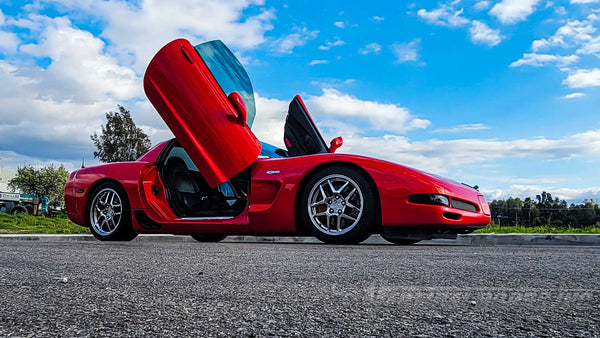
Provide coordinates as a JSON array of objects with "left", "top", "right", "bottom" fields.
[
  {"left": 0, "top": 212, "right": 89, "bottom": 234},
  {"left": 475, "top": 225, "right": 600, "bottom": 234}
]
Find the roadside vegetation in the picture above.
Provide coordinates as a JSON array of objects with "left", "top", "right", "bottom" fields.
[
  {"left": 1, "top": 190, "right": 599, "bottom": 235},
  {"left": 477, "top": 191, "right": 600, "bottom": 234},
  {"left": 476, "top": 223, "right": 600, "bottom": 234},
  {"left": 0, "top": 212, "right": 88, "bottom": 234}
]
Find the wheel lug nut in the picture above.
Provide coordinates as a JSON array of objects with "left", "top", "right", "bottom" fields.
[
  {"left": 338, "top": 209, "right": 342, "bottom": 213},
  {"left": 329, "top": 209, "right": 334, "bottom": 213}
]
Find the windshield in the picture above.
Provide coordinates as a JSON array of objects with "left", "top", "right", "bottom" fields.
[
  {"left": 194, "top": 40, "right": 256, "bottom": 127},
  {"left": 259, "top": 142, "right": 289, "bottom": 158}
]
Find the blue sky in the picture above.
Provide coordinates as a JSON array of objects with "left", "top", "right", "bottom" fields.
[{"left": 0, "top": 0, "right": 599, "bottom": 202}]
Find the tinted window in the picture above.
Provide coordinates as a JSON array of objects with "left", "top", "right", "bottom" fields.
[{"left": 194, "top": 41, "right": 256, "bottom": 128}]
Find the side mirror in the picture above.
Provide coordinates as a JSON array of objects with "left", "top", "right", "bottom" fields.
[
  {"left": 329, "top": 136, "right": 343, "bottom": 153},
  {"left": 228, "top": 91, "right": 247, "bottom": 126}
]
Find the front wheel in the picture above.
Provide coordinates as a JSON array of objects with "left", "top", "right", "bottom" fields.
[
  {"left": 88, "top": 182, "right": 137, "bottom": 241},
  {"left": 301, "top": 166, "right": 378, "bottom": 244}
]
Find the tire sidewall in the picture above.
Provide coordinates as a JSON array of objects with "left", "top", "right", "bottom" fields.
[
  {"left": 87, "top": 182, "right": 136, "bottom": 241},
  {"left": 301, "top": 166, "right": 377, "bottom": 244}
]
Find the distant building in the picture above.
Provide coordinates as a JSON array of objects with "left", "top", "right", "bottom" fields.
[{"left": 0, "top": 168, "right": 17, "bottom": 192}]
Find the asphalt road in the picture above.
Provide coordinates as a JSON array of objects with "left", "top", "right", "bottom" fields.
[{"left": 0, "top": 240, "right": 598, "bottom": 337}]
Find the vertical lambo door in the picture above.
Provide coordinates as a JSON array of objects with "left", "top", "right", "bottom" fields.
[{"left": 142, "top": 39, "right": 262, "bottom": 233}]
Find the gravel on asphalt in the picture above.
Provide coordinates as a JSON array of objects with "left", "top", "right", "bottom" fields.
[{"left": 0, "top": 240, "right": 598, "bottom": 337}]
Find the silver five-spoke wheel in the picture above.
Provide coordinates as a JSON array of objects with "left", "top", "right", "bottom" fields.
[
  {"left": 301, "top": 166, "right": 376, "bottom": 244},
  {"left": 90, "top": 187, "right": 123, "bottom": 236},
  {"left": 308, "top": 174, "right": 363, "bottom": 235},
  {"left": 87, "top": 182, "right": 136, "bottom": 241}
]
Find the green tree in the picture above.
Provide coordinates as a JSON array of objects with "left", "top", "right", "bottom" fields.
[
  {"left": 8, "top": 164, "right": 70, "bottom": 208},
  {"left": 91, "top": 105, "right": 151, "bottom": 163}
]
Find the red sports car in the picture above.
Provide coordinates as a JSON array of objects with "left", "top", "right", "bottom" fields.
[{"left": 65, "top": 39, "right": 490, "bottom": 244}]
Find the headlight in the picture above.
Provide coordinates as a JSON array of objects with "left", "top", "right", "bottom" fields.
[{"left": 408, "top": 194, "right": 450, "bottom": 207}]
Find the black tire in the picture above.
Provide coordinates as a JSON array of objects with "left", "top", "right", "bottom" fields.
[
  {"left": 87, "top": 182, "right": 137, "bottom": 241},
  {"left": 301, "top": 166, "right": 377, "bottom": 244},
  {"left": 382, "top": 237, "right": 420, "bottom": 245},
  {"left": 190, "top": 234, "right": 227, "bottom": 242},
  {"left": 11, "top": 206, "right": 28, "bottom": 215}
]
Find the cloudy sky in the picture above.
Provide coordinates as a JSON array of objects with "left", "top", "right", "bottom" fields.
[{"left": 0, "top": 0, "right": 599, "bottom": 202}]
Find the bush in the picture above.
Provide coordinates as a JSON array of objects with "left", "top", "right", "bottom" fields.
[
  {"left": 532, "top": 216, "right": 547, "bottom": 227},
  {"left": 563, "top": 216, "right": 578, "bottom": 228}
]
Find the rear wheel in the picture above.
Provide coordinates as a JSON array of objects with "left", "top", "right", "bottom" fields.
[
  {"left": 88, "top": 182, "right": 137, "bottom": 241},
  {"left": 301, "top": 166, "right": 377, "bottom": 244},
  {"left": 191, "top": 234, "right": 227, "bottom": 242}
]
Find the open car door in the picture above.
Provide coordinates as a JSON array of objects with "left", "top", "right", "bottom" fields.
[
  {"left": 144, "top": 39, "right": 261, "bottom": 188},
  {"left": 283, "top": 95, "right": 330, "bottom": 157}
]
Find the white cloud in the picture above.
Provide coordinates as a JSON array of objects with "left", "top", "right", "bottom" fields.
[
  {"left": 482, "top": 185, "right": 600, "bottom": 203},
  {"left": 0, "top": 1, "right": 276, "bottom": 167},
  {"left": 391, "top": 39, "right": 421, "bottom": 63},
  {"left": 272, "top": 27, "right": 319, "bottom": 53},
  {"left": 18, "top": 16, "right": 141, "bottom": 103},
  {"left": 417, "top": 5, "right": 470, "bottom": 27},
  {"left": 318, "top": 38, "right": 345, "bottom": 50},
  {"left": 0, "top": 14, "right": 155, "bottom": 164},
  {"left": 531, "top": 19, "right": 599, "bottom": 55},
  {"left": 371, "top": 16, "right": 385, "bottom": 21},
  {"left": 469, "top": 20, "right": 502, "bottom": 46},
  {"left": 489, "top": 0, "right": 541, "bottom": 24},
  {"left": 432, "top": 124, "right": 490, "bottom": 133},
  {"left": 306, "top": 88, "right": 430, "bottom": 134},
  {"left": 0, "top": 58, "right": 122, "bottom": 161},
  {"left": 334, "top": 21, "right": 345, "bottom": 28},
  {"left": 251, "top": 94, "right": 290, "bottom": 148},
  {"left": 474, "top": 1, "right": 491, "bottom": 11},
  {"left": 308, "top": 59, "right": 328, "bottom": 66},
  {"left": 0, "top": 10, "right": 19, "bottom": 52},
  {"left": 510, "top": 53, "right": 579, "bottom": 67},
  {"left": 571, "top": 0, "right": 599, "bottom": 3},
  {"left": 418, "top": 3, "right": 502, "bottom": 48},
  {"left": 562, "top": 92, "right": 586, "bottom": 99},
  {"left": 338, "top": 129, "right": 600, "bottom": 175},
  {"left": 359, "top": 42, "right": 382, "bottom": 55},
  {"left": 563, "top": 68, "right": 600, "bottom": 88},
  {"left": 252, "top": 89, "right": 430, "bottom": 148},
  {"left": 45, "top": 0, "right": 275, "bottom": 72}
]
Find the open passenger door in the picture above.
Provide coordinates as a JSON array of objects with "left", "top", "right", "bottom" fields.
[
  {"left": 144, "top": 39, "right": 261, "bottom": 188},
  {"left": 283, "top": 95, "right": 331, "bottom": 157}
]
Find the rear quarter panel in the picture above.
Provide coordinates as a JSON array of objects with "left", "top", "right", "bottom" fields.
[{"left": 65, "top": 162, "right": 150, "bottom": 226}]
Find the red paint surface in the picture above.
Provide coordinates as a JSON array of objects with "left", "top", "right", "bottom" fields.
[
  {"left": 143, "top": 39, "right": 261, "bottom": 188},
  {"left": 66, "top": 145, "right": 490, "bottom": 235}
]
